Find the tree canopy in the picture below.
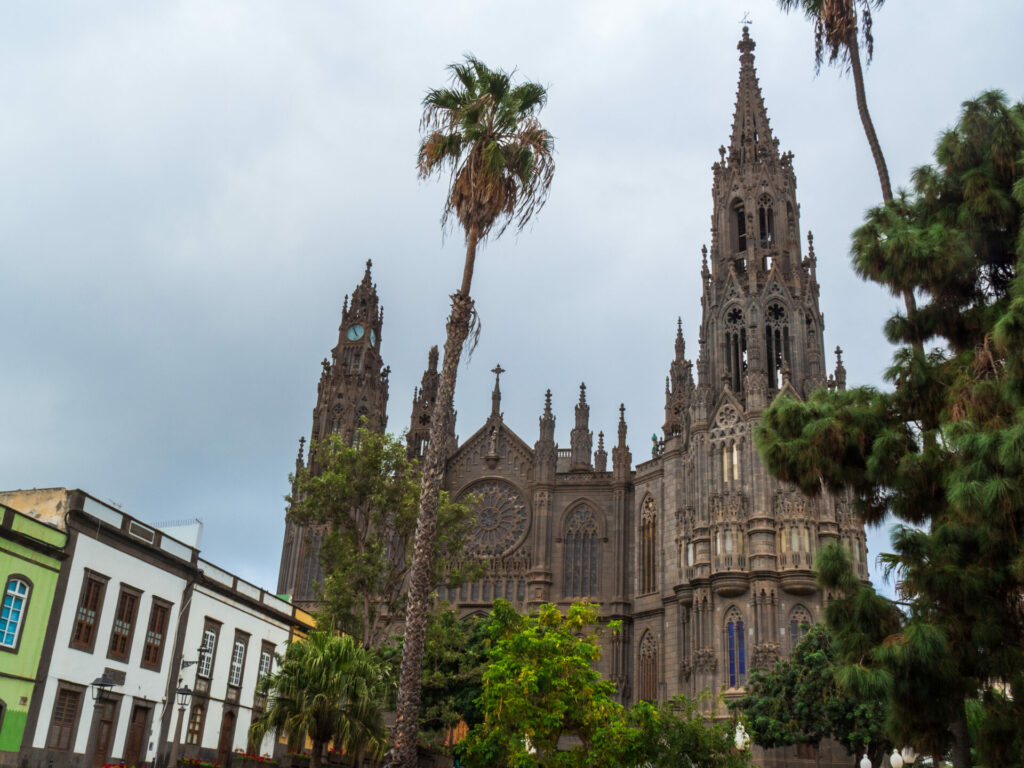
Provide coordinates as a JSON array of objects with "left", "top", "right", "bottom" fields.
[
  {"left": 735, "top": 622, "right": 888, "bottom": 763},
  {"left": 249, "top": 632, "right": 387, "bottom": 768},
  {"left": 287, "top": 426, "right": 477, "bottom": 647},
  {"left": 755, "top": 91, "right": 1024, "bottom": 767},
  {"left": 459, "top": 600, "right": 636, "bottom": 768}
]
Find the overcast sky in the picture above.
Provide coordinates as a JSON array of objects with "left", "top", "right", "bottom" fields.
[{"left": 2, "top": 2, "right": 1021, "bottom": 597}]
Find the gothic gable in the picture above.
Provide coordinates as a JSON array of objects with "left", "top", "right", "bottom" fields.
[{"left": 445, "top": 417, "right": 535, "bottom": 492}]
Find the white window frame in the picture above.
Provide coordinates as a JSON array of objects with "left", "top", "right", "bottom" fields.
[
  {"left": 197, "top": 628, "right": 217, "bottom": 678},
  {"left": 228, "top": 640, "right": 245, "bottom": 687},
  {"left": 1, "top": 579, "right": 30, "bottom": 649},
  {"left": 258, "top": 649, "right": 272, "bottom": 681}
]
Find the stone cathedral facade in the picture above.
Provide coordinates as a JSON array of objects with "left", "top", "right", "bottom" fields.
[{"left": 278, "top": 27, "right": 869, "bottom": 734}]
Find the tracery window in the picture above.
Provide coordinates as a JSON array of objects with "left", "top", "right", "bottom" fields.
[
  {"left": 764, "top": 303, "right": 791, "bottom": 391},
  {"left": 639, "top": 631, "right": 658, "bottom": 702},
  {"left": 640, "top": 498, "right": 657, "bottom": 594},
  {"left": 789, "top": 605, "right": 812, "bottom": 650},
  {"left": 724, "top": 607, "right": 746, "bottom": 688},
  {"left": 725, "top": 307, "right": 747, "bottom": 392},
  {"left": 460, "top": 481, "right": 529, "bottom": 557},
  {"left": 563, "top": 506, "right": 599, "bottom": 598}
]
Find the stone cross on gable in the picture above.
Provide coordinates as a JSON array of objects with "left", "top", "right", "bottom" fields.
[{"left": 490, "top": 363, "right": 505, "bottom": 418}]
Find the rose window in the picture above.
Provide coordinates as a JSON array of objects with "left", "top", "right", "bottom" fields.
[{"left": 460, "top": 481, "right": 528, "bottom": 556}]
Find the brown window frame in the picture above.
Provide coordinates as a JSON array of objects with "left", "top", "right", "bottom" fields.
[
  {"left": 185, "top": 700, "right": 206, "bottom": 746},
  {"left": 46, "top": 682, "right": 85, "bottom": 751},
  {"left": 140, "top": 597, "right": 172, "bottom": 670},
  {"left": 107, "top": 584, "right": 142, "bottom": 662},
  {"left": 70, "top": 570, "right": 109, "bottom": 652},
  {"left": 227, "top": 631, "right": 250, "bottom": 689}
]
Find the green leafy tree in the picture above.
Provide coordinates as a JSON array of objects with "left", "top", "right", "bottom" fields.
[
  {"left": 734, "top": 623, "right": 888, "bottom": 764},
  {"left": 388, "top": 57, "right": 555, "bottom": 768},
  {"left": 288, "top": 426, "right": 477, "bottom": 647},
  {"left": 373, "top": 608, "right": 490, "bottom": 751},
  {"left": 629, "top": 695, "right": 753, "bottom": 768},
  {"left": 419, "top": 608, "right": 490, "bottom": 749},
  {"left": 249, "top": 632, "right": 387, "bottom": 768},
  {"left": 460, "top": 600, "right": 637, "bottom": 768},
  {"left": 755, "top": 92, "right": 1024, "bottom": 768}
]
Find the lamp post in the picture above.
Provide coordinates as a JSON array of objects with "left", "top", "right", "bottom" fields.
[
  {"left": 88, "top": 673, "right": 119, "bottom": 767},
  {"left": 167, "top": 685, "right": 193, "bottom": 768}
]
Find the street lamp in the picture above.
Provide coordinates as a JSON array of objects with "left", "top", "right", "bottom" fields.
[
  {"left": 901, "top": 747, "right": 918, "bottom": 767},
  {"left": 167, "top": 684, "right": 193, "bottom": 768},
  {"left": 891, "top": 749, "right": 904, "bottom": 768},
  {"left": 90, "top": 672, "right": 117, "bottom": 701},
  {"left": 860, "top": 755, "right": 872, "bottom": 768}
]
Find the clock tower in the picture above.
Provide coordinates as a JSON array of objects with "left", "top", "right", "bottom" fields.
[{"left": 276, "top": 259, "right": 390, "bottom": 606}]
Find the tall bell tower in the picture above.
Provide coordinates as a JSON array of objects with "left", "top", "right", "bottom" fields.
[
  {"left": 276, "top": 260, "right": 390, "bottom": 607},
  {"left": 695, "top": 26, "right": 828, "bottom": 415}
]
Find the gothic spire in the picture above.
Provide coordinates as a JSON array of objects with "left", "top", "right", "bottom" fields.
[
  {"left": 675, "top": 317, "right": 686, "bottom": 360},
  {"left": 594, "top": 431, "right": 608, "bottom": 472},
  {"left": 570, "top": 383, "right": 593, "bottom": 470},
  {"left": 728, "top": 26, "right": 778, "bottom": 166},
  {"left": 612, "top": 404, "right": 631, "bottom": 481}
]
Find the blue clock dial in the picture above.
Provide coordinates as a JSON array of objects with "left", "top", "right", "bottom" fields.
[{"left": 347, "top": 324, "right": 364, "bottom": 341}]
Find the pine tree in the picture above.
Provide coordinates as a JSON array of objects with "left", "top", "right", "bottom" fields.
[{"left": 755, "top": 92, "right": 1024, "bottom": 768}]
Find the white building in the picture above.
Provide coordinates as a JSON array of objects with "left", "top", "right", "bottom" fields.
[{"left": 0, "top": 489, "right": 313, "bottom": 768}]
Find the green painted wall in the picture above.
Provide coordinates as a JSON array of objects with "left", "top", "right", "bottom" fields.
[{"left": 0, "top": 507, "right": 66, "bottom": 756}]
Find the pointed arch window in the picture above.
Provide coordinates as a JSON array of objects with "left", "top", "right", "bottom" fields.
[
  {"left": 758, "top": 194, "right": 775, "bottom": 250},
  {"left": 764, "top": 303, "right": 791, "bottom": 391},
  {"left": 724, "top": 607, "right": 746, "bottom": 688},
  {"left": 789, "top": 605, "right": 812, "bottom": 651},
  {"left": 725, "top": 307, "right": 747, "bottom": 392},
  {"left": 639, "top": 631, "right": 658, "bottom": 702},
  {"left": 732, "top": 199, "right": 747, "bottom": 256},
  {"left": 640, "top": 498, "right": 657, "bottom": 594},
  {"left": 563, "top": 506, "right": 598, "bottom": 598}
]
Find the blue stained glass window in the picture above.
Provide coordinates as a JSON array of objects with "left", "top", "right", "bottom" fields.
[
  {"left": 738, "top": 620, "right": 746, "bottom": 677},
  {"left": 727, "top": 622, "right": 736, "bottom": 687},
  {"left": 0, "top": 579, "right": 29, "bottom": 648}
]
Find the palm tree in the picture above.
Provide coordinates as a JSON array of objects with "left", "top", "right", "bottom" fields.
[
  {"left": 778, "top": 1, "right": 922, "bottom": 324},
  {"left": 249, "top": 632, "right": 387, "bottom": 768},
  {"left": 778, "top": 0, "right": 892, "bottom": 203},
  {"left": 385, "top": 56, "right": 555, "bottom": 768}
]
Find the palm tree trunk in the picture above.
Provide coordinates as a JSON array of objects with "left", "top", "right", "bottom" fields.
[
  {"left": 310, "top": 739, "right": 324, "bottom": 768},
  {"left": 846, "top": 33, "right": 892, "bottom": 204},
  {"left": 846, "top": 33, "right": 921, "bottom": 328},
  {"left": 384, "top": 227, "right": 479, "bottom": 768}
]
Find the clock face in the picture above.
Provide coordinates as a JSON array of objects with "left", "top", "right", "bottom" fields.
[
  {"left": 370, "top": 329, "right": 377, "bottom": 347},
  {"left": 347, "top": 324, "right": 364, "bottom": 341}
]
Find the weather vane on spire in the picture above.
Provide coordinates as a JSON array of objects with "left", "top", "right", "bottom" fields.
[{"left": 740, "top": 11, "right": 752, "bottom": 24}]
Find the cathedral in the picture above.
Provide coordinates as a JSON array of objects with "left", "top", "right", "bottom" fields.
[{"left": 277, "top": 26, "right": 868, "bottom": 735}]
